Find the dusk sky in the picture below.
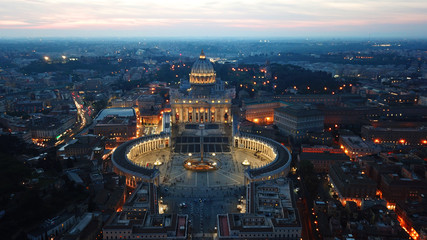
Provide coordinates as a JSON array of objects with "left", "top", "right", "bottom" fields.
[{"left": 1, "top": 0, "right": 427, "bottom": 38}]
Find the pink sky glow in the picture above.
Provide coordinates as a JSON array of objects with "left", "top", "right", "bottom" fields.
[{"left": 1, "top": 0, "right": 427, "bottom": 38}]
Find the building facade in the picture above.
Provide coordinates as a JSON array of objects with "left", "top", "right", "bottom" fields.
[
  {"left": 339, "top": 135, "right": 378, "bottom": 159},
  {"left": 362, "top": 125, "right": 427, "bottom": 146},
  {"left": 170, "top": 51, "right": 234, "bottom": 124},
  {"left": 242, "top": 100, "right": 288, "bottom": 125},
  {"left": 299, "top": 151, "right": 349, "bottom": 173},
  {"left": 274, "top": 104, "right": 324, "bottom": 140},
  {"left": 30, "top": 115, "right": 75, "bottom": 144},
  {"left": 218, "top": 178, "right": 301, "bottom": 239},
  {"left": 329, "top": 162, "right": 377, "bottom": 206},
  {"left": 103, "top": 212, "right": 188, "bottom": 240}
]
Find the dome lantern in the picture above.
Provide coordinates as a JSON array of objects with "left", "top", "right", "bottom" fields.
[{"left": 199, "top": 49, "right": 206, "bottom": 59}]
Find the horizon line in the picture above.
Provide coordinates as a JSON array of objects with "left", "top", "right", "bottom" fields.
[{"left": 1, "top": 36, "right": 427, "bottom": 41}]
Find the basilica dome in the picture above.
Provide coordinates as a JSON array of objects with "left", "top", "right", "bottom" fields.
[{"left": 189, "top": 50, "right": 216, "bottom": 85}]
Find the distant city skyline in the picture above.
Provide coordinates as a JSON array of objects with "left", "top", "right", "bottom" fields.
[{"left": 1, "top": 0, "right": 427, "bottom": 38}]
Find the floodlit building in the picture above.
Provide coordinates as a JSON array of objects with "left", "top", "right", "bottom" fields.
[
  {"left": 339, "top": 135, "right": 379, "bottom": 159},
  {"left": 30, "top": 115, "right": 75, "bottom": 144},
  {"left": 395, "top": 199, "right": 427, "bottom": 240},
  {"left": 242, "top": 99, "right": 288, "bottom": 125},
  {"left": 329, "top": 162, "right": 377, "bottom": 206},
  {"left": 170, "top": 50, "right": 234, "bottom": 124},
  {"left": 362, "top": 125, "right": 427, "bottom": 146}
]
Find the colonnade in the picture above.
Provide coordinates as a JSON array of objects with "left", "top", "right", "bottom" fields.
[
  {"left": 126, "top": 136, "right": 170, "bottom": 160},
  {"left": 112, "top": 134, "right": 169, "bottom": 188},
  {"left": 234, "top": 136, "right": 277, "bottom": 160},
  {"left": 119, "top": 171, "right": 160, "bottom": 187},
  {"left": 173, "top": 106, "right": 230, "bottom": 123},
  {"left": 234, "top": 133, "right": 291, "bottom": 183},
  {"left": 125, "top": 177, "right": 138, "bottom": 188}
]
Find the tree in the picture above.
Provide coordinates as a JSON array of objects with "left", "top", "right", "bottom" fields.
[{"left": 93, "top": 99, "right": 107, "bottom": 114}]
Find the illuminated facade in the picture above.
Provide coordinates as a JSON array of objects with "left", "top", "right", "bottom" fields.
[
  {"left": 328, "top": 162, "right": 377, "bottom": 206},
  {"left": 339, "top": 135, "right": 379, "bottom": 159},
  {"left": 170, "top": 50, "right": 234, "bottom": 124},
  {"left": 362, "top": 125, "right": 427, "bottom": 146},
  {"left": 112, "top": 134, "right": 169, "bottom": 186},
  {"left": 31, "top": 115, "right": 75, "bottom": 146},
  {"left": 243, "top": 100, "right": 288, "bottom": 125},
  {"left": 395, "top": 200, "right": 426, "bottom": 240},
  {"left": 234, "top": 133, "right": 291, "bottom": 183}
]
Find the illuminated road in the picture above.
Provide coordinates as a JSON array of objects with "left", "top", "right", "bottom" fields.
[
  {"left": 49, "top": 92, "right": 92, "bottom": 147},
  {"left": 72, "top": 93, "right": 91, "bottom": 131},
  {"left": 71, "top": 91, "right": 93, "bottom": 137}
]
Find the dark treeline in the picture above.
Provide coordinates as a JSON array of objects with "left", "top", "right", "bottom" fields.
[
  {"left": 20, "top": 56, "right": 142, "bottom": 75},
  {"left": 271, "top": 64, "right": 338, "bottom": 94}
]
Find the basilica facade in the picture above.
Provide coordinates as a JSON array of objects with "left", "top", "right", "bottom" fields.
[{"left": 170, "top": 50, "right": 235, "bottom": 124}]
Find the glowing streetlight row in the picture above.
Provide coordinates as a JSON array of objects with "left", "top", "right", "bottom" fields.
[{"left": 43, "top": 55, "right": 68, "bottom": 61}]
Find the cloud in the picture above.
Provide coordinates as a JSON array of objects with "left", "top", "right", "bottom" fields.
[
  {"left": 0, "top": 20, "right": 30, "bottom": 26},
  {"left": 0, "top": 0, "right": 426, "bottom": 37}
]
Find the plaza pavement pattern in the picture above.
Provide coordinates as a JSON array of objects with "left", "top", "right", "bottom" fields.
[{"left": 133, "top": 148, "right": 270, "bottom": 239}]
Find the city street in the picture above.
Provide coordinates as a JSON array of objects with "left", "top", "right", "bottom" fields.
[{"left": 161, "top": 184, "right": 245, "bottom": 238}]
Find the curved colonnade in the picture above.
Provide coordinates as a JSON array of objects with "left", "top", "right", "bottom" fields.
[
  {"left": 112, "top": 132, "right": 291, "bottom": 186},
  {"left": 234, "top": 133, "right": 292, "bottom": 183},
  {"left": 112, "top": 133, "right": 170, "bottom": 186}
]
